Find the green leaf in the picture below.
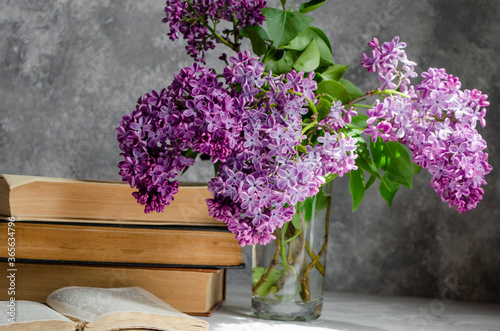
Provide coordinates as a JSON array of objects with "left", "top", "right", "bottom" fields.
[
  {"left": 324, "top": 173, "right": 338, "bottom": 184},
  {"left": 316, "top": 80, "right": 351, "bottom": 104},
  {"left": 345, "top": 127, "right": 364, "bottom": 136},
  {"left": 296, "top": 144, "right": 307, "bottom": 154},
  {"left": 379, "top": 174, "right": 399, "bottom": 207},
  {"left": 283, "top": 50, "right": 300, "bottom": 66},
  {"left": 245, "top": 26, "right": 269, "bottom": 56},
  {"left": 370, "top": 139, "right": 388, "bottom": 171},
  {"left": 263, "top": 47, "right": 284, "bottom": 63},
  {"left": 299, "top": 0, "right": 328, "bottom": 13},
  {"left": 261, "top": 8, "right": 314, "bottom": 47},
  {"left": 283, "top": 27, "right": 333, "bottom": 67},
  {"left": 355, "top": 136, "right": 381, "bottom": 179},
  {"left": 414, "top": 162, "right": 423, "bottom": 175},
  {"left": 321, "top": 93, "right": 333, "bottom": 102},
  {"left": 385, "top": 143, "right": 413, "bottom": 189},
  {"left": 319, "top": 64, "right": 349, "bottom": 81},
  {"left": 349, "top": 167, "right": 365, "bottom": 211},
  {"left": 339, "top": 78, "right": 364, "bottom": 100},
  {"left": 309, "top": 26, "right": 332, "bottom": 54},
  {"left": 316, "top": 97, "right": 332, "bottom": 121},
  {"left": 265, "top": 50, "right": 294, "bottom": 74},
  {"left": 365, "top": 175, "right": 377, "bottom": 190},
  {"left": 370, "top": 139, "right": 413, "bottom": 189},
  {"left": 240, "top": 25, "right": 271, "bottom": 41},
  {"left": 280, "top": 0, "right": 287, "bottom": 9},
  {"left": 348, "top": 113, "right": 369, "bottom": 130},
  {"left": 293, "top": 38, "right": 320, "bottom": 72}
]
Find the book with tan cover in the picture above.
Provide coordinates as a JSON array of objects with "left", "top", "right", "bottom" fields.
[
  {"left": 0, "top": 287, "right": 209, "bottom": 330},
  {"left": 0, "top": 221, "right": 242, "bottom": 267},
  {"left": 0, "top": 174, "right": 222, "bottom": 226},
  {"left": 0, "top": 263, "right": 225, "bottom": 316}
]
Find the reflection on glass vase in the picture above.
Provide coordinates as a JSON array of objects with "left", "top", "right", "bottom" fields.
[{"left": 251, "top": 183, "right": 331, "bottom": 321}]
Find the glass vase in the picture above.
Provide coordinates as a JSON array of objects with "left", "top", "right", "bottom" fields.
[{"left": 251, "top": 183, "right": 332, "bottom": 321}]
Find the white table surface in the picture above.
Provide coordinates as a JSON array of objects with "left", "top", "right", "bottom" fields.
[{"left": 200, "top": 283, "right": 500, "bottom": 331}]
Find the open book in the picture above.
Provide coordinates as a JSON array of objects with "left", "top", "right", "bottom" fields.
[{"left": 0, "top": 287, "right": 208, "bottom": 331}]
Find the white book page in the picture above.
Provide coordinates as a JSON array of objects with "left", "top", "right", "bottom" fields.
[
  {"left": 0, "top": 301, "right": 72, "bottom": 325},
  {"left": 46, "top": 286, "right": 198, "bottom": 322}
]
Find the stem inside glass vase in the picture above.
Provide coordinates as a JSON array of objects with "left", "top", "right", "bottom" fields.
[{"left": 251, "top": 183, "right": 332, "bottom": 321}]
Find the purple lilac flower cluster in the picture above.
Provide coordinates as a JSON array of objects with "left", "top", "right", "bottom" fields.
[
  {"left": 117, "top": 50, "right": 358, "bottom": 246},
  {"left": 209, "top": 53, "right": 358, "bottom": 246},
  {"left": 361, "top": 36, "right": 418, "bottom": 93},
  {"left": 162, "top": 0, "right": 266, "bottom": 63},
  {"left": 317, "top": 101, "right": 359, "bottom": 176},
  {"left": 362, "top": 37, "right": 492, "bottom": 213},
  {"left": 117, "top": 63, "right": 238, "bottom": 213}
]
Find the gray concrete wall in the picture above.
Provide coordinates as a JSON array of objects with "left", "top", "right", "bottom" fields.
[{"left": 1, "top": 0, "right": 499, "bottom": 302}]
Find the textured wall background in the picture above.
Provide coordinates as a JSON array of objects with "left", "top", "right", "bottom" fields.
[{"left": 1, "top": 0, "right": 499, "bottom": 303}]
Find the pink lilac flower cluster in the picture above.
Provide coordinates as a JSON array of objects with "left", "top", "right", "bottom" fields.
[
  {"left": 208, "top": 53, "right": 358, "bottom": 246},
  {"left": 162, "top": 0, "right": 266, "bottom": 63},
  {"left": 361, "top": 36, "right": 418, "bottom": 93},
  {"left": 362, "top": 37, "right": 492, "bottom": 213},
  {"left": 317, "top": 100, "right": 359, "bottom": 176},
  {"left": 117, "top": 50, "right": 358, "bottom": 246}
]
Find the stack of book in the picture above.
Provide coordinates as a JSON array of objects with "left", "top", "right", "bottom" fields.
[{"left": 0, "top": 174, "right": 243, "bottom": 316}]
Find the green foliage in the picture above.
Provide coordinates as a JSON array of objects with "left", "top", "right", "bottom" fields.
[
  {"left": 262, "top": 47, "right": 285, "bottom": 63},
  {"left": 308, "top": 26, "right": 333, "bottom": 53},
  {"left": 339, "top": 78, "right": 364, "bottom": 100},
  {"left": 317, "top": 64, "right": 349, "bottom": 81},
  {"left": 284, "top": 27, "right": 334, "bottom": 68},
  {"left": 370, "top": 139, "right": 413, "bottom": 189},
  {"left": 355, "top": 137, "right": 382, "bottom": 180},
  {"left": 255, "top": 6, "right": 339, "bottom": 75},
  {"left": 365, "top": 175, "right": 377, "bottom": 190},
  {"left": 316, "top": 97, "right": 332, "bottom": 121},
  {"left": 261, "top": 8, "right": 314, "bottom": 47},
  {"left": 348, "top": 135, "right": 416, "bottom": 209},
  {"left": 316, "top": 80, "right": 351, "bottom": 104},
  {"left": 348, "top": 113, "right": 369, "bottom": 130},
  {"left": 379, "top": 174, "right": 399, "bottom": 207},
  {"left": 264, "top": 49, "right": 294, "bottom": 74},
  {"left": 414, "top": 162, "right": 423, "bottom": 174},
  {"left": 299, "top": 0, "right": 328, "bottom": 13},
  {"left": 293, "top": 38, "right": 320, "bottom": 72},
  {"left": 240, "top": 25, "right": 271, "bottom": 56},
  {"left": 324, "top": 173, "right": 338, "bottom": 184},
  {"left": 349, "top": 167, "right": 365, "bottom": 211}
]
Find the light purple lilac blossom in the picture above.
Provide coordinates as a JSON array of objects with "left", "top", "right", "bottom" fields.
[
  {"left": 209, "top": 53, "right": 358, "bottom": 246},
  {"left": 361, "top": 36, "right": 418, "bottom": 93},
  {"left": 162, "top": 0, "right": 266, "bottom": 63},
  {"left": 117, "top": 50, "right": 358, "bottom": 246},
  {"left": 362, "top": 37, "right": 492, "bottom": 213}
]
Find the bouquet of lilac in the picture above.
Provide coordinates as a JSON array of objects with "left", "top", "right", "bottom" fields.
[
  {"left": 117, "top": 0, "right": 491, "bottom": 245},
  {"left": 116, "top": 0, "right": 491, "bottom": 319}
]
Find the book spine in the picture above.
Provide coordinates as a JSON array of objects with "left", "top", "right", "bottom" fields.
[
  {"left": 0, "top": 222, "right": 243, "bottom": 266},
  {"left": 0, "top": 261, "right": 226, "bottom": 315}
]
